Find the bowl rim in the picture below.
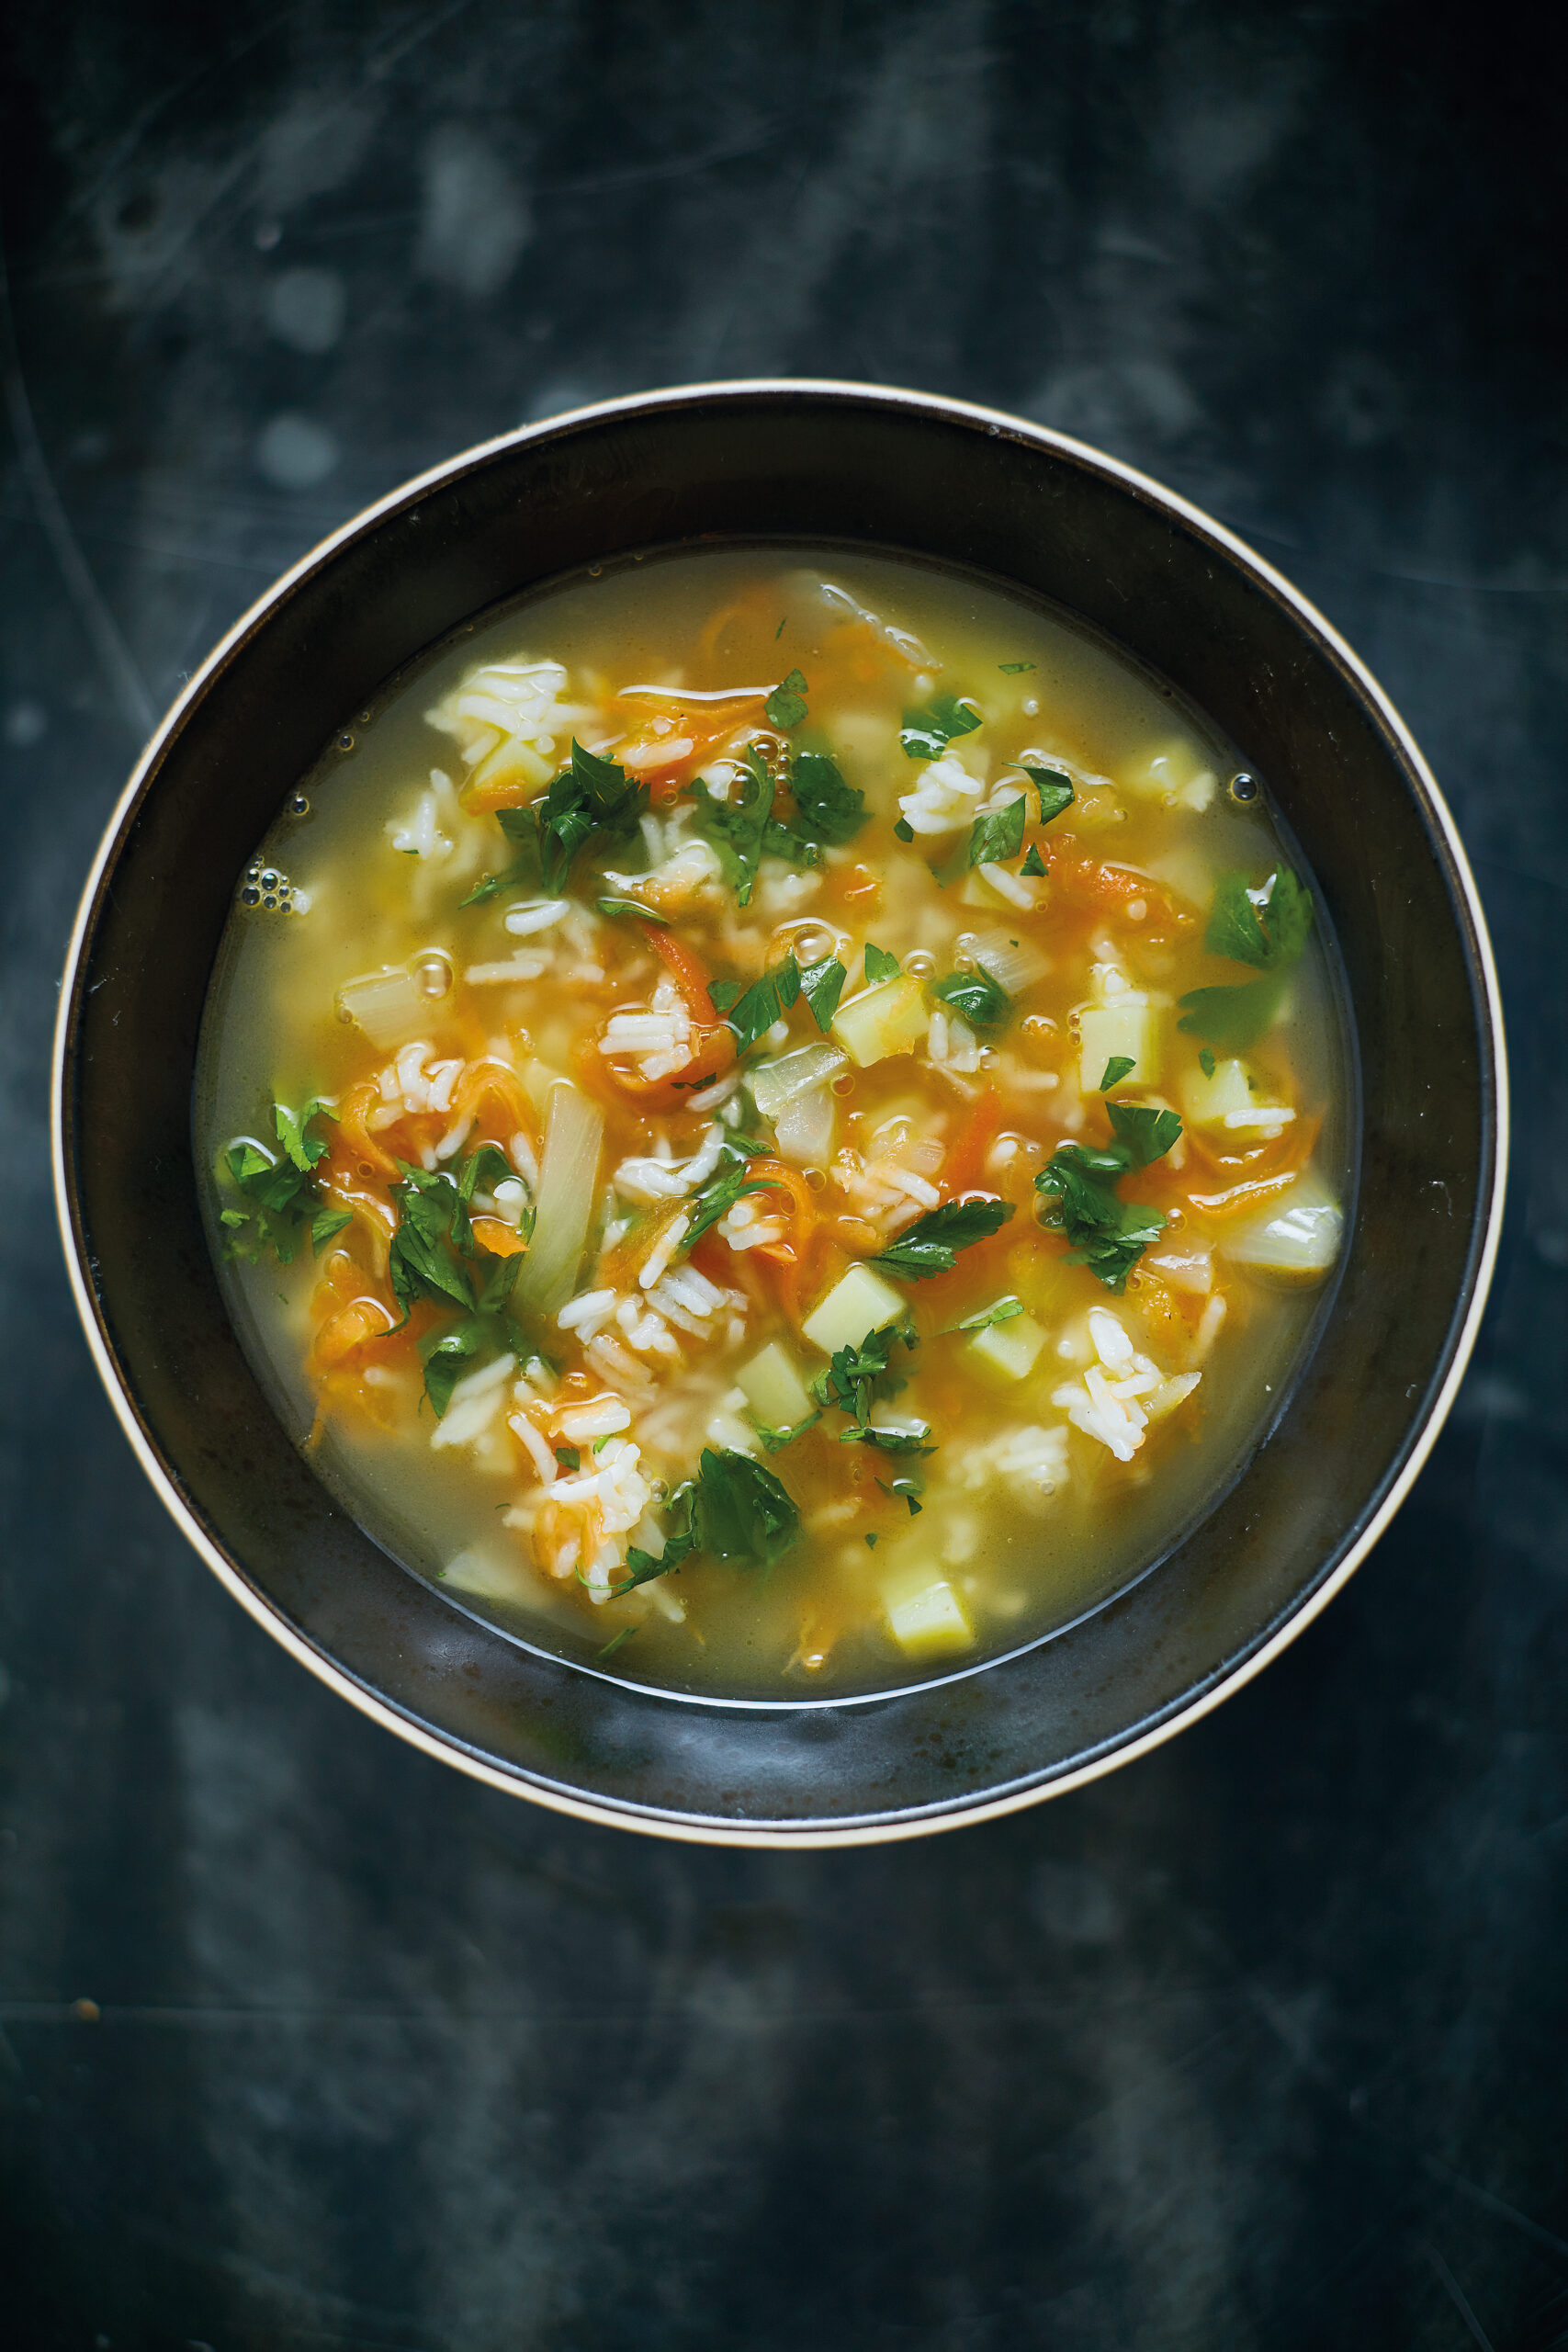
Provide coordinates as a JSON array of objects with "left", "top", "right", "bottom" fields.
[{"left": 51, "top": 377, "right": 1509, "bottom": 1845}]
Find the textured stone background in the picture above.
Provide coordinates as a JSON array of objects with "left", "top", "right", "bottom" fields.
[{"left": 3, "top": 4, "right": 1566, "bottom": 2346}]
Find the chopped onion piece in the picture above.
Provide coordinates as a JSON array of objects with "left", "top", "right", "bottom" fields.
[
  {"left": 750, "top": 1041, "right": 847, "bottom": 1118},
  {"left": 773, "top": 1084, "right": 835, "bottom": 1165},
  {"left": 514, "top": 1082, "right": 604, "bottom": 1317},
  {"left": 1219, "top": 1170, "right": 1343, "bottom": 1284},
  {"left": 968, "top": 928, "right": 1049, "bottom": 996}
]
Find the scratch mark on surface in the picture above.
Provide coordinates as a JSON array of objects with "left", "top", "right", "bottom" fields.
[
  {"left": 1420, "top": 2239, "right": 1496, "bottom": 2351},
  {"left": 1423, "top": 2154, "right": 1568, "bottom": 2267},
  {"left": 0, "top": 225, "right": 153, "bottom": 740}
]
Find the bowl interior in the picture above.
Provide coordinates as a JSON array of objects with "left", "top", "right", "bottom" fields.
[{"left": 57, "top": 387, "right": 1500, "bottom": 1839}]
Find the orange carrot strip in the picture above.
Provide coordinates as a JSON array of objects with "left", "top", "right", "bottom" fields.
[
  {"left": 471, "top": 1215, "right": 529, "bottom": 1259},
  {"left": 336, "top": 1080, "right": 401, "bottom": 1180},
  {"left": 942, "top": 1085, "right": 1001, "bottom": 1195}
]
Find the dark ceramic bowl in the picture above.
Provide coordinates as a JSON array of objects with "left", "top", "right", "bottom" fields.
[{"left": 52, "top": 382, "right": 1506, "bottom": 1845}]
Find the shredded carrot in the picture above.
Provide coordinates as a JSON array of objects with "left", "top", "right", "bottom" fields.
[
  {"left": 448, "top": 1057, "right": 541, "bottom": 1154},
  {"left": 942, "top": 1085, "right": 1001, "bottom": 1195},
  {"left": 335, "top": 1079, "right": 401, "bottom": 1180},
  {"left": 471, "top": 1215, "right": 529, "bottom": 1258},
  {"left": 311, "top": 1296, "right": 399, "bottom": 1371}
]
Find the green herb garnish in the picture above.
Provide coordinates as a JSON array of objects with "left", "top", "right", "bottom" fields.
[
  {"left": 1021, "top": 842, "right": 1047, "bottom": 877},
  {"left": 863, "top": 942, "right": 900, "bottom": 984},
  {"left": 1177, "top": 867, "right": 1313, "bottom": 1052},
  {"left": 685, "top": 1149, "right": 771, "bottom": 1246},
  {"left": 931, "top": 968, "right": 1010, "bottom": 1030},
  {"left": 1021, "top": 763, "right": 1075, "bottom": 825},
  {"left": 1099, "top": 1055, "right": 1135, "bottom": 1091},
  {"left": 998, "top": 661, "right": 1035, "bottom": 674},
  {"left": 219, "top": 1097, "right": 340, "bottom": 1264},
  {"left": 615, "top": 1449, "right": 800, "bottom": 1590},
  {"left": 464, "top": 739, "right": 649, "bottom": 903},
  {"left": 597, "top": 896, "right": 670, "bottom": 925},
  {"left": 893, "top": 817, "right": 915, "bottom": 842},
  {"left": 596, "top": 1624, "right": 637, "bottom": 1663},
  {"left": 810, "top": 1323, "right": 918, "bottom": 1427},
  {"left": 754, "top": 1412, "right": 821, "bottom": 1452},
  {"left": 900, "top": 693, "right": 982, "bottom": 762},
  {"left": 1034, "top": 1102, "right": 1182, "bottom": 1292},
  {"left": 721, "top": 952, "right": 801, "bottom": 1052},
  {"left": 799, "top": 955, "right": 848, "bottom": 1033},
  {"left": 967, "top": 797, "right": 1026, "bottom": 868},
  {"left": 872, "top": 1197, "right": 1015, "bottom": 1280},
  {"left": 1199, "top": 1046, "right": 1216, "bottom": 1079},
  {"left": 785, "top": 750, "right": 865, "bottom": 847},
  {"left": 765, "top": 669, "right": 808, "bottom": 729},
  {"left": 946, "top": 1295, "right": 1024, "bottom": 1333}
]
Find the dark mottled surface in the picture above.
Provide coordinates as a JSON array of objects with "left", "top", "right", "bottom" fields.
[{"left": 2, "top": 4, "right": 1565, "bottom": 2345}]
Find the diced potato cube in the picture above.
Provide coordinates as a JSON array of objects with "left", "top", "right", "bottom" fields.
[
  {"left": 736, "top": 1340, "right": 816, "bottom": 1430},
  {"left": 802, "top": 1264, "right": 907, "bottom": 1355},
  {"left": 967, "top": 1310, "right": 1047, "bottom": 1382},
  {"left": 883, "top": 1569, "right": 974, "bottom": 1657},
  {"left": 1079, "top": 1001, "right": 1162, "bottom": 1092},
  {"left": 1179, "top": 1056, "right": 1258, "bottom": 1129},
  {"left": 831, "top": 973, "right": 931, "bottom": 1069},
  {"left": 1123, "top": 745, "right": 1217, "bottom": 810}
]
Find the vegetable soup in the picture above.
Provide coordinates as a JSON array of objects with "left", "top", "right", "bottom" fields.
[{"left": 196, "top": 548, "right": 1350, "bottom": 1699}]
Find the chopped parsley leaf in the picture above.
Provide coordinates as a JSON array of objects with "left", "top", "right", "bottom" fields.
[
  {"left": 765, "top": 669, "right": 808, "bottom": 729},
  {"left": 1179, "top": 866, "right": 1312, "bottom": 1048},
  {"left": 1021, "top": 763, "right": 1075, "bottom": 824},
  {"left": 754, "top": 1412, "right": 821, "bottom": 1452},
  {"left": 220, "top": 1098, "right": 342, "bottom": 1264},
  {"left": 457, "top": 1141, "right": 517, "bottom": 1205},
  {"left": 1204, "top": 865, "right": 1313, "bottom": 970},
  {"left": 1199, "top": 1046, "right": 1216, "bottom": 1078},
  {"left": 865, "top": 1532, "right": 879, "bottom": 1548},
  {"left": 1034, "top": 1106, "right": 1182, "bottom": 1291},
  {"left": 872, "top": 1196, "right": 1015, "bottom": 1279},
  {"left": 685, "top": 1148, "right": 771, "bottom": 1245},
  {"left": 785, "top": 750, "right": 865, "bottom": 847},
  {"left": 877, "top": 1473, "right": 925, "bottom": 1516},
  {"left": 1021, "top": 842, "right": 1047, "bottom": 877},
  {"left": 536, "top": 740, "right": 649, "bottom": 894},
  {"left": 901, "top": 692, "right": 982, "bottom": 762},
  {"left": 863, "top": 942, "right": 901, "bottom": 985},
  {"left": 799, "top": 955, "right": 848, "bottom": 1032},
  {"left": 722, "top": 952, "right": 801, "bottom": 1052},
  {"left": 597, "top": 895, "right": 669, "bottom": 925},
  {"left": 967, "top": 797, "right": 1026, "bottom": 868},
  {"left": 694, "top": 745, "right": 778, "bottom": 907},
  {"left": 931, "top": 967, "right": 1010, "bottom": 1029},
  {"left": 615, "top": 1450, "right": 800, "bottom": 1589},
  {"left": 596, "top": 1624, "right": 637, "bottom": 1663},
  {"left": 840, "top": 1422, "right": 934, "bottom": 1457},
  {"left": 946, "top": 1295, "right": 1025, "bottom": 1333},
  {"left": 555, "top": 1446, "right": 581, "bottom": 1472},
  {"left": 1099, "top": 1055, "right": 1135, "bottom": 1091},
  {"left": 893, "top": 817, "right": 915, "bottom": 842},
  {"left": 810, "top": 1323, "right": 917, "bottom": 1427},
  {"left": 998, "top": 661, "right": 1035, "bottom": 673}
]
